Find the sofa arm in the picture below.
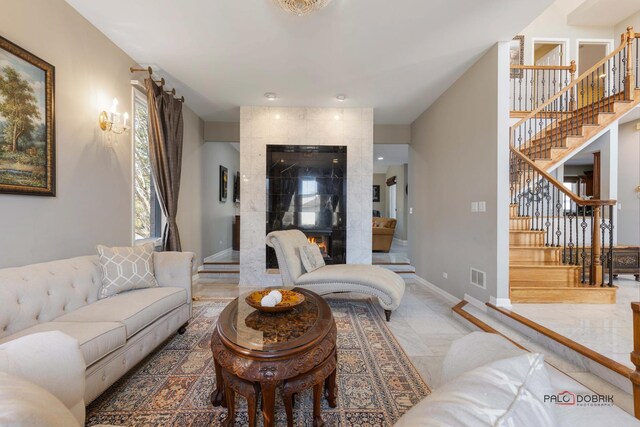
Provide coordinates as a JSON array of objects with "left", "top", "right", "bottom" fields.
[
  {"left": 0, "top": 331, "right": 86, "bottom": 424},
  {"left": 153, "top": 251, "right": 195, "bottom": 302}
]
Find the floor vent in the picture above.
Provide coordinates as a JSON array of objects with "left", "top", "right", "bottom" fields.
[{"left": 470, "top": 268, "right": 486, "bottom": 289}]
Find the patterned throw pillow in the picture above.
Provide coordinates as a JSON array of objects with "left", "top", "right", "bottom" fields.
[
  {"left": 299, "top": 244, "right": 326, "bottom": 273},
  {"left": 96, "top": 243, "right": 158, "bottom": 299}
]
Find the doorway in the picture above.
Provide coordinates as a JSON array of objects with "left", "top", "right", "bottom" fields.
[{"left": 577, "top": 41, "right": 611, "bottom": 107}]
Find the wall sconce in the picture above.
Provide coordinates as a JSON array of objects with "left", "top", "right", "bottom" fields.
[{"left": 98, "top": 98, "right": 129, "bottom": 136}]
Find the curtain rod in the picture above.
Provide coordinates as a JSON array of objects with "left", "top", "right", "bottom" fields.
[{"left": 130, "top": 66, "right": 185, "bottom": 102}]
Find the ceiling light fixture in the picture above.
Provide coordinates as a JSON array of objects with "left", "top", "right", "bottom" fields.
[
  {"left": 275, "top": 0, "right": 333, "bottom": 16},
  {"left": 377, "top": 157, "right": 384, "bottom": 160},
  {"left": 336, "top": 94, "right": 346, "bottom": 102},
  {"left": 265, "top": 92, "right": 277, "bottom": 101}
]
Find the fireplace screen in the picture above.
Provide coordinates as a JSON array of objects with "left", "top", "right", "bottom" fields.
[{"left": 266, "top": 145, "right": 347, "bottom": 268}]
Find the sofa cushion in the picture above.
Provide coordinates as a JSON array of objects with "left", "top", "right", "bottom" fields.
[
  {"left": 0, "top": 372, "right": 80, "bottom": 427},
  {"left": 0, "top": 322, "right": 125, "bottom": 367},
  {"left": 56, "top": 287, "right": 187, "bottom": 338},
  {"left": 396, "top": 353, "right": 556, "bottom": 427},
  {"left": 96, "top": 243, "right": 158, "bottom": 299}
]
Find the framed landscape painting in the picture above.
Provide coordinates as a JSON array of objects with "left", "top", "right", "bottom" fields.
[{"left": 0, "top": 35, "right": 55, "bottom": 196}]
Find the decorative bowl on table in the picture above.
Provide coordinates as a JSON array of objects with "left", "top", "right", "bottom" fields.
[{"left": 245, "top": 289, "right": 306, "bottom": 313}]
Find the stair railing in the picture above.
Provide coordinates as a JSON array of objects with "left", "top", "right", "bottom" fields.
[
  {"left": 511, "top": 27, "right": 638, "bottom": 157},
  {"left": 510, "top": 61, "right": 576, "bottom": 116},
  {"left": 510, "top": 148, "right": 616, "bottom": 286}
]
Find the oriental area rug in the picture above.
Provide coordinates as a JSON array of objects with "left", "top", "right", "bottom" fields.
[{"left": 86, "top": 299, "right": 430, "bottom": 426}]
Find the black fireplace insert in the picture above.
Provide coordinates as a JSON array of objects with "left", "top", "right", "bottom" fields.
[{"left": 266, "top": 145, "right": 347, "bottom": 269}]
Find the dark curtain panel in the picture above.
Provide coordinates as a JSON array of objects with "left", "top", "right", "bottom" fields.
[{"left": 145, "top": 79, "right": 184, "bottom": 251}]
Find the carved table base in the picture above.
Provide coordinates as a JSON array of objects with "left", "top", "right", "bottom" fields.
[{"left": 211, "top": 323, "right": 338, "bottom": 427}]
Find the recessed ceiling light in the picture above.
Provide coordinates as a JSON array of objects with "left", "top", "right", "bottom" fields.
[
  {"left": 336, "top": 94, "right": 347, "bottom": 102},
  {"left": 334, "top": 115, "right": 341, "bottom": 120},
  {"left": 265, "top": 92, "right": 277, "bottom": 101},
  {"left": 275, "top": 114, "right": 281, "bottom": 119},
  {"left": 377, "top": 157, "right": 384, "bottom": 160}
]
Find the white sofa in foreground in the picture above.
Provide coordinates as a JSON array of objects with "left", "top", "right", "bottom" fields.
[
  {"left": 0, "top": 251, "right": 194, "bottom": 406},
  {"left": 396, "top": 332, "right": 639, "bottom": 426}
]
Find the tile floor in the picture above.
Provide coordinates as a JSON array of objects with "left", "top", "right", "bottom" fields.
[{"left": 509, "top": 275, "right": 640, "bottom": 369}]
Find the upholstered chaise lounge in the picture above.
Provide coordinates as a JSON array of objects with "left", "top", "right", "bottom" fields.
[{"left": 266, "top": 230, "right": 405, "bottom": 321}]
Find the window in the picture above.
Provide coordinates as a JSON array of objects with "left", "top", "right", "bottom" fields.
[{"left": 133, "top": 90, "right": 162, "bottom": 242}]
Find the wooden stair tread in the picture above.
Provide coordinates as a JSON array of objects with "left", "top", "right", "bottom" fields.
[{"left": 199, "top": 270, "right": 240, "bottom": 274}]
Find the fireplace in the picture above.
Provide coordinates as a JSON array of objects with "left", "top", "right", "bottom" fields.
[{"left": 266, "top": 145, "right": 347, "bottom": 269}]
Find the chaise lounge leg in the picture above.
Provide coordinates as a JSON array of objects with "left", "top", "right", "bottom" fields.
[
  {"left": 178, "top": 322, "right": 189, "bottom": 334},
  {"left": 384, "top": 310, "right": 392, "bottom": 322}
]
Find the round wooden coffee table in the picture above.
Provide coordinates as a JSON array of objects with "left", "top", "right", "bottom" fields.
[{"left": 210, "top": 288, "right": 337, "bottom": 427}]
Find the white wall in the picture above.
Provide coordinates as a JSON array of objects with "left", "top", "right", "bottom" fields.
[
  {"left": 615, "top": 10, "right": 640, "bottom": 37},
  {"left": 0, "top": 0, "right": 204, "bottom": 268},
  {"left": 385, "top": 164, "right": 408, "bottom": 241},
  {"left": 409, "top": 43, "right": 510, "bottom": 302},
  {"left": 202, "top": 142, "right": 240, "bottom": 257},
  {"left": 617, "top": 120, "right": 640, "bottom": 245},
  {"left": 239, "top": 107, "right": 373, "bottom": 286},
  {"left": 372, "top": 173, "right": 387, "bottom": 217},
  {"left": 520, "top": 0, "right": 615, "bottom": 66}
]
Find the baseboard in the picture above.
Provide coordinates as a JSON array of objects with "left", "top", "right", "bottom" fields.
[
  {"left": 412, "top": 275, "right": 460, "bottom": 305},
  {"left": 464, "top": 293, "right": 487, "bottom": 312},
  {"left": 490, "top": 296, "right": 512, "bottom": 308},
  {"left": 393, "top": 238, "right": 408, "bottom": 246},
  {"left": 204, "top": 248, "right": 233, "bottom": 263}
]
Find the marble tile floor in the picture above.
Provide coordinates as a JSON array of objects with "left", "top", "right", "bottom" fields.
[
  {"left": 372, "top": 240, "right": 410, "bottom": 264},
  {"left": 509, "top": 275, "right": 640, "bottom": 369}
]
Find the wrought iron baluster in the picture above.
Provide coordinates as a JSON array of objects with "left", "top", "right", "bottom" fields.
[
  {"left": 581, "top": 210, "right": 587, "bottom": 283},
  {"left": 590, "top": 210, "right": 595, "bottom": 285},
  {"left": 608, "top": 205, "right": 614, "bottom": 287}
]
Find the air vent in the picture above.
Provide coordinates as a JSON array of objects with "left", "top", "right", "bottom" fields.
[{"left": 470, "top": 268, "right": 486, "bottom": 289}]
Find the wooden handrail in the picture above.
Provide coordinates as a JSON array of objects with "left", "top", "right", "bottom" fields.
[
  {"left": 510, "top": 147, "right": 616, "bottom": 207},
  {"left": 510, "top": 63, "right": 575, "bottom": 71},
  {"left": 511, "top": 31, "right": 632, "bottom": 130},
  {"left": 631, "top": 302, "right": 640, "bottom": 418}
]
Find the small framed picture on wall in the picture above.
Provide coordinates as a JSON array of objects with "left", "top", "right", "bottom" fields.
[
  {"left": 372, "top": 185, "right": 380, "bottom": 202},
  {"left": 219, "top": 166, "right": 228, "bottom": 202}
]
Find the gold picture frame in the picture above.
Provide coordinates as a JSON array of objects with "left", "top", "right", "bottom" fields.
[
  {"left": 510, "top": 35, "right": 525, "bottom": 79},
  {"left": 0, "top": 35, "right": 55, "bottom": 196}
]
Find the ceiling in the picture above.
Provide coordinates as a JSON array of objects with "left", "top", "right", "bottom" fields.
[
  {"left": 373, "top": 144, "right": 409, "bottom": 173},
  {"left": 568, "top": 0, "right": 640, "bottom": 26},
  {"left": 66, "top": 0, "right": 551, "bottom": 124}
]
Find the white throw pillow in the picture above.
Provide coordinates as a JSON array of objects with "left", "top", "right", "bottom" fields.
[
  {"left": 96, "top": 243, "right": 158, "bottom": 299},
  {"left": 299, "top": 244, "right": 326, "bottom": 273},
  {"left": 0, "top": 372, "right": 80, "bottom": 427},
  {"left": 396, "top": 353, "right": 556, "bottom": 427}
]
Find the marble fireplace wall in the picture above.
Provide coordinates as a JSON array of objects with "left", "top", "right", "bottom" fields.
[{"left": 240, "top": 107, "right": 373, "bottom": 286}]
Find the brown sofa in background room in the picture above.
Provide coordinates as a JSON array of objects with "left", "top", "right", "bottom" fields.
[{"left": 372, "top": 217, "right": 397, "bottom": 252}]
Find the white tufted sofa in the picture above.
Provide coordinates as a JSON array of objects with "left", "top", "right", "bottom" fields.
[{"left": 0, "top": 251, "right": 194, "bottom": 405}]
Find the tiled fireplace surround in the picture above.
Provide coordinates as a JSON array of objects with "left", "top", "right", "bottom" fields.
[{"left": 239, "top": 106, "right": 374, "bottom": 286}]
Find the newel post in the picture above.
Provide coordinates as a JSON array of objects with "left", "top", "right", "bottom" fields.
[
  {"left": 569, "top": 60, "right": 577, "bottom": 110},
  {"left": 625, "top": 26, "right": 635, "bottom": 101},
  {"left": 630, "top": 302, "right": 640, "bottom": 419}
]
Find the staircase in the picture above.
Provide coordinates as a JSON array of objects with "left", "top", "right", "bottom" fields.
[
  {"left": 507, "top": 27, "right": 640, "bottom": 303},
  {"left": 198, "top": 251, "right": 240, "bottom": 283}
]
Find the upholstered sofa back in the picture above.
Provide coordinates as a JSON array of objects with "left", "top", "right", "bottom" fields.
[
  {"left": 372, "top": 217, "right": 397, "bottom": 229},
  {"left": 0, "top": 256, "right": 101, "bottom": 340}
]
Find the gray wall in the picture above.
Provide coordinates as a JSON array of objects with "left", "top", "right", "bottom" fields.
[
  {"left": 409, "top": 43, "right": 510, "bottom": 302},
  {"left": 203, "top": 143, "right": 240, "bottom": 257},
  {"left": 0, "top": 0, "right": 204, "bottom": 268},
  {"left": 618, "top": 121, "right": 640, "bottom": 246},
  {"left": 372, "top": 173, "right": 387, "bottom": 217}
]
